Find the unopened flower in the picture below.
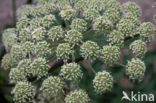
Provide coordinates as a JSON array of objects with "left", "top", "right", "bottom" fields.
[
  {"left": 60, "top": 6, "right": 75, "bottom": 20},
  {"left": 83, "top": 9, "right": 99, "bottom": 21},
  {"left": 42, "top": 14, "right": 56, "bottom": 28},
  {"left": 32, "top": 27, "right": 46, "bottom": 41}
]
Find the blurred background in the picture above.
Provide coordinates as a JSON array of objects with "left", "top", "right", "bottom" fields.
[{"left": 0, "top": 0, "right": 156, "bottom": 103}]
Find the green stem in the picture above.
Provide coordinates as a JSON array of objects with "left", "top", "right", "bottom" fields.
[{"left": 85, "top": 60, "right": 96, "bottom": 74}]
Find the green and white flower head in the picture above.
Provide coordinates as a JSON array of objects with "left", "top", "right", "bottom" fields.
[
  {"left": 42, "top": 3, "right": 56, "bottom": 15},
  {"left": 31, "top": 5, "right": 45, "bottom": 17},
  {"left": 12, "top": 82, "right": 34, "bottom": 103},
  {"left": 122, "top": 2, "right": 142, "bottom": 18},
  {"left": 65, "top": 89, "right": 90, "bottom": 103},
  {"left": 122, "top": 12, "right": 140, "bottom": 27},
  {"left": 83, "top": 9, "right": 99, "bottom": 21},
  {"left": 60, "top": 6, "right": 75, "bottom": 21},
  {"left": 29, "top": 17, "right": 42, "bottom": 30},
  {"left": 17, "top": 59, "right": 32, "bottom": 77},
  {"left": 21, "top": 41, "right": 34, "bottom": 57},
  {"left": 93, "top": 16, "right": 113, "bottom": 34},
  {"left": 41, "top": 76, "right": 64, "bottom": 97},
  {"left": 1, "top": 54, "right": 17, "bottom": 69},
  {"left": 93, "top": 71, "right": 113, "bottom": 94},
  {"left": 48, "top": 26, "right": 64, "bottom": 41},
  {"left": 70, "top": 18, "right": 87, "bottom": 33},
  {"left": 19, "top": 28, "right": 32, "bottom": 42},
  {"left": 65, "top": 30, "right": 83, "bottom": 47},
  {"left": 126, "top": 58, "right": 146, "bottom": 81},
  {"left": 16, "top": 17, "right": 30, "bottom": 32},
  {"left": 107, "top": 30, "right": 124, "bottom": 47},
  {"left": 74, "top": 0, "right": 88, "bottom": 11},
  {"left": 42, "top": 14, "right": 56, "bottom": 28},
  {"left": 2, "top": 28, "right": 18, "bottom": 52},
  {"left": 31, "top": 58, "right": 50, "bottom": 79},
  {"left": 137, "top": 22, "right": 155, "bottom": 41},
  {"left": 60, "top": 63, "right": 83, "bottom": 82},
  {"left": 9, "top": 68, "right": 26, "bottom": 83},
  {"left": 32, "top": 27, "right": 46, "bottom": 41},
  {"left": 89, "top": 0, "right": 105, "bottom": 11},
  {"left": 103, "top": 8, "right": 120, "bottom": 24},
  {"left": 56, "top": 43, "right": 73, "bottom": 62},
  {"left": 11, "top": 45, "right": 24, "bottom": 61},
  {"left": 35, "top": 41, "right": 51, "bottom": 58},
  {"left": 17, "top": 5, "right": 33, "bottom": 18},
  {"left": 80, "top": 41, "right": 100, "bottom": 59},
  {"left": 130, "top": 40, "right": 147, "bottom": 58},
  {"left": 101, "top": 45, "right": 120, "bottom": 65},
  {"left": 117, "top": 18, "right": 135, "bottom": 37}
]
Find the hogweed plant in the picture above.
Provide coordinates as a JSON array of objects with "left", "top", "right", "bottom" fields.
[{"left": 1, "top": 0, "right": 156, "bottom": 103}]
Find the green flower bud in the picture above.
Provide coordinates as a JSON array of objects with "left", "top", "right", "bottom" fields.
[
  {"left": 60, "top": 6, "right": 75, "bottom": 20},
  {"left": 65, "top": 30, "right": 83, "bottom": 47},
  {"left": 122, "top": 2, "right": 141, "bottom": 18},
  {"left": 31, "top": 5, "right": 45, "bottom": 17},
  {"left": 126, "top": 58, "right": 146, "bottom": 81},
  {"left": 117, "top": 19, "right": 135, "bottom": 37},
  {"left": 130, "top": 40, "right": 147, "bottom": 58},
  {"left": 93, "top": 16, "right": 113, "bottom": 34},
  {"left": 31, "top": 58, "right": 50, "bottom": 79},
  {"left": 19, "top": 28, "right": 32, "bottom": 42},
  {"left": 74, "top": 0, "right": 88, "bottom": 11},
  {"left": 107, "top": 30, "right": 124, "bottom": 47},
  {"left": 41, "top": 76, "right": 64, "bottom": 97},
  {"left": 83, "top": 9, "right": 99, "bottom": 21},
  {"left": 93, "top": 71, "right": 113, "bottom": 94},
  {"left": 11, "top": 45, "right": 24, "bottom": 61},
  {"left": 42, "top": 3, "right": 55, "bottom": 15},
  {"left": 80, "top": 41, "right": 99, "bottom": 59},
  {"left": 70, "top": 18, "right": 87, "bottom": 33},
  {"left": 1, "top": 54, "right": 17, "bottom": 69},
  {"left": 35, "top": 41, "right": 51, "bottom": 58},
  {"left": 89, "top": 0, "right": 105, "bottom": 11},
  {"left": 42, "top": 14, "right": 56, "bottom": 28},
  {"left": 32, "top": 27, "right": 46, "bottom": 41},
  {"left": 29, "top": 17, "right": 42, "bottom": 30},
  {"left": 17, "top": 5, "right": 33, "bottom": 18},
  {"left": 60, "top": 63, "right": 83, "bottom": 82},
  {"left": 56, "top": 43, "right": 73, "bottom": 62},
  {"left": 48, "top": 26, "right": 64, "bottom": 41},
  {"left": 101, "top": 45, "right": 120, "bottom": 65},
  {"left": 17, "top": 17, "right": 30, "bottom": 32},
  {"left": 21, "top": 41, "right": 35, "bottom": 57},
  {"left": 103, "top": 8, "right": 120, "bottom": 24},
  {"left": 137, "top": 22, "right": 155, "bottom": 41},
  {"left": 12, "top": 82, "right": 34, "bottom": 103},
  {"left": 9, "top": 68, "right": 26, "bottom": 83},
  {"left": 65, "top": 89, "right": 90, "bottom": 103}
]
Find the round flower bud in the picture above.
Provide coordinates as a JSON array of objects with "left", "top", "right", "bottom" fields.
[
  {"left": 60, "top": 6, "right": 75, "bottom": 20},
  {"left": 65, "top": 30, "right": 83, "bottom": 47},
  {"left": 31, "top": 5, "right": 45, "bottom": 17},
  {"left": 103, "top": 8, "right": 120, "bottom": 24},
  {"left": 17, "top": 59, "right": 32, "bottom": 77},
  {"left": 107, "top": 30, "right": 124, "bottom": 47},
  {"left": 9, "top": 68, "right": 26, "bottom": 83},
  {"left": 29, "top": 17, "right": 42, "bottom": 30},
  {"left": 12, "top": 82, "right": 34, "bottom": 103},
  {"left": 35, "top": 41, "right": 51, "bottom": 58},
  {"left": 60, "top": 63, "right": 83, "bottom": 82},
  {"left": 122, "top": 2, "right": 141, "bottom": 18},
  {"left": 21, "top": 41, "right": 35, "bottom": 57},
  {"left": 31, "top": 58, "right": 50, "bottom": 79},
  {"left": 16, "top": 17, "right": 30, "bottom": 32},
  {"left": 89, "top": 0, "right": 104, "bottom": 11},
  {"left": 65, "top": 89, "right": 90, "bottom": 103},
  {"left": 83, "top": 9, "right": 99, "bottom": 21},
  {"left": 126, "top": 58, "right": 146, "bottom": 81},
  {"left": 101, "top": 45, "right": 120, "bottom": 65},
  {"left": 32, "top": 27, "right": 46, "bottom": 41},
  {"left": 48, "top": 26, "right": 64, "bottom": 41},
  {"left": 19, "top": 28, "right": 32, "bottom": 42},
  {"left": 80, "top": 41, "right": 99, "bottom": 59},
  {"left": 17, "top": 5, "right": 33, "bottom": 18},
  {"left": 74, "top": 0, "right": 88, "bottom": 11},
  {"left": 117, "top": 19, "right": 135, "bottom": 37},
  {"left": 42, "top": 3, "right": 55, "bottom": 15},
  {"left": 70, "top": 18, "right": 87, "bottom": 33},
  {"left": 122, "top": 12, "right": 140, "bottom": 27},
  {"left": 42, "top": 14, "right": 56, "bottom": 28},
  {"left": 41, "top": 76, "right": 64, "bottom": 97},
  {"left": 93, "top": 71, "right": 113, "bottom": 94},
  {"left": 11, "top": 45, "right": 24, "bottom": 61},
  {"left": 93, "top": 16, "right": 113, "bottom": 34},
  {"left": 1, "top": 54, "right": 17, "bottom": 69},
  {"left": 129, "top": 40, "right": 147, "bottom": 58},
  {"left": 56, "top": 43, "right": 73, "bottom": 62},
  {"left": 105, "top": 0, "right": 122, "bottom": 14},
  {"left": 2, "top": 28, "right": 18, "bottom": 52},
  {"left": 137, "top": 22, "right": 155, "bottom": 41}
]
